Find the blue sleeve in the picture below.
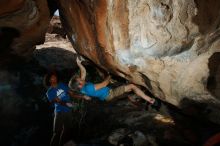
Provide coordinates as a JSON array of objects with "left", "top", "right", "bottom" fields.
[
  {"left": 86, "top": 83, "right": 95, "bottom": 93},
  {"left": 46, "top": 89, "right": 56, "bottom": 102}
]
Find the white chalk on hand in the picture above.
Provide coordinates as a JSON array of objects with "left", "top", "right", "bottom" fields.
[{"left": 66, "top": 102, "right": 73, "bottom": 108}]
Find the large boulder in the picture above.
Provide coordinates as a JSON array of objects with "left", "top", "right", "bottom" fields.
[{"left": 56, "top": 0, "right": 220, "bottom": 122}]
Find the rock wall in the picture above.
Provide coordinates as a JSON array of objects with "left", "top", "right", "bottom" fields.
[
  {"left": 0, "top": 0, "right": 51, "bottom": 61},
  {"left": 57, "top": 0, "right": 220, "bottom": 122}
]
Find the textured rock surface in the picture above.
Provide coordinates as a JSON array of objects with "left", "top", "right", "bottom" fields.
[
  {"left": 0, "top": 0, "right": 51, "bottom": 60},
  {"left": 57, "top": 0, "right": 220, "bottom": 122}
]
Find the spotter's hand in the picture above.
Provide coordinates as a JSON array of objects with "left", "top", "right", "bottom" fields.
[{"left": 83, "top": 95, "right": 91, "bottom": 101}]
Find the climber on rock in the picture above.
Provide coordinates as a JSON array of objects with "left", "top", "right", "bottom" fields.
[
  {"left": 69, "top": 56, "right": 160, "bottom": 109},
  {"left": 45, "top": 71, "right": 90, "bottom": 146}
]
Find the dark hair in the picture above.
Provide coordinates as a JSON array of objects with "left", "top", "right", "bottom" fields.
[
  {"left": 43, "top": 72, "right": 59, "bottom": 88},
  {"left": 68, "top": 75, "right": 80, "bottom": 91}
]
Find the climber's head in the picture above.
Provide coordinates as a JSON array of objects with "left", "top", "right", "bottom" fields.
[{"left": 69, "top": 75, "right": 85, "bottom": 90}]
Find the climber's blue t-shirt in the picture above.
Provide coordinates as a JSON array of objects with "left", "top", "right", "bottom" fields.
[
  {"left": 80, "top": 82, "right": 110, "bottom": 101},
  {"left": 46, "top": 83, "right": 71, "bottom": 113}
]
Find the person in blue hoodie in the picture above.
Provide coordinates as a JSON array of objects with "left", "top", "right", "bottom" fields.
[
  {"left": 45, "top": 72, "right": 90, "bottom": 146},
  {"left": 69, "top": 57, "right": 160, "bottom": 108}
]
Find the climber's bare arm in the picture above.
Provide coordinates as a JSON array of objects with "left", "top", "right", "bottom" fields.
[
  {"left": 51, "top": 97, "right": 68, "bottom": 107},
  {"left": 94, "top": 75, "right": 111, "bottom": 90},
  {"left": 68, "top": 90, "right": 91, "bottom": 100},
  {"left": 76, "top": 57, "right": 86, "bottom": 81}
]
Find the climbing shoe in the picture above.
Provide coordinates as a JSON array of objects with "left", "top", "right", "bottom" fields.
[{"left": 128, "top": 95, "right": 148, "bottom": 111}]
